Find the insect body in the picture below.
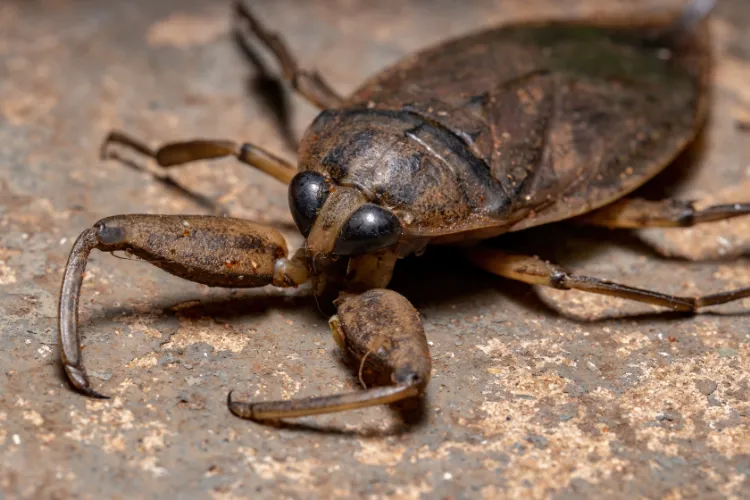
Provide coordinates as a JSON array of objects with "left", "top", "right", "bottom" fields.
[{"left": 59, "top": 0, "right": 750, "bottom": 420}]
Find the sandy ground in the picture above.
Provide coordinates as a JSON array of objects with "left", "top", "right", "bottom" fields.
[{"left": 0, "top": 0, "right": 748, "bottom": 498}]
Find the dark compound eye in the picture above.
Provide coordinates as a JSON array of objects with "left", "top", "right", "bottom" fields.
[
  {"left": 289, "top": 172, "right": 329, "bottom": 237},
  {"left": 333, "top": 204, "right": 402, "bottom": 256}
]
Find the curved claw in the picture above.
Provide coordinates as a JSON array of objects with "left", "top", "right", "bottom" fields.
[
  {"left": 227, "top": 391, "right": 245, "bottom": 417},
  {"left": 64, "top": 364, "right": 110, "bottom": 399},
  {"left": 227, "top": 384, "right": 420, "bottom": 421},
  {"left": 59, "top": 228, "right": 106, "bottom": 399}
]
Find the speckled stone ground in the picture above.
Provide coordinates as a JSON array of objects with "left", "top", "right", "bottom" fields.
[{"left": 1, "top": 0, "right": 749, "bottom": 498}]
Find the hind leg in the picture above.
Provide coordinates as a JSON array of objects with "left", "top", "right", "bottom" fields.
[
  {"left": 576, "top": 198, "right": 750, "bottom": 229},
  {"left": 466, "top": 248, "right": 750, "bottom": 313}
]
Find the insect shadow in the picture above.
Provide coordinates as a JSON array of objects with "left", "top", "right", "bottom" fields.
[
  {"left": 233, "top": 20, "right": 299, "bottom": 152},
  {"left": 102, "top": 150, "right": 231, "bottom": 216}
]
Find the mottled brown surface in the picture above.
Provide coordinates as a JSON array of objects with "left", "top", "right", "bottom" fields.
[
  {"left": 1, "top": 0, "right": 749, "bottom": 499},
  {"left": 88, "top": 214, "right": 288, "bottom": 288},
  {"left": 336, "top": 289, "right": 431, "bottom": 387}
]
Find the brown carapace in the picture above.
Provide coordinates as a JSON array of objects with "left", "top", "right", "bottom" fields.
[{"left": 59, "top": 0, "right": 750, "bottom": 421}]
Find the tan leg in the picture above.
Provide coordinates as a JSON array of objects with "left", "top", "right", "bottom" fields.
[
  {"left": 101, "top": 131, "right": 297, "bottom": 184},
  {"left": 577, "top": 198, "right": 750, "bottom": 229},
  {"left": 234, "top": 1, "right": 343, "bottom": 109},
  {"left": 228, "top": 289, "right": 430, "bottom": 420},
  {"left": 466, "top": 247, "right": 750, "bottom": 312}
]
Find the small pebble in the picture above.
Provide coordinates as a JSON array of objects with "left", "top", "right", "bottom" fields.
[{"left": 695, "top": 379, "right": 718, "bottom": 396}]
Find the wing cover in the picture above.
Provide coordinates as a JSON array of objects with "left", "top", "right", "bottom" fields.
[{"left": 346, "top": 17, "right": 710, "bottom": 238}]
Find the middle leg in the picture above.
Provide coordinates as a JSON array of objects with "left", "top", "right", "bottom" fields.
[
  {"left": 101, "top": 131, "right": 297, "bottom": 184},
  {"left": 576, "top": 197, "right": 750, "bottom": 229}
]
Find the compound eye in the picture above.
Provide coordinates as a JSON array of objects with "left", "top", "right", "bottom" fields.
[
  {"left": 333, "top": 204, "right": 402, "bottom": 256},
  {"left": 289, "top": 172, "right": 329, "bottom": 237}
]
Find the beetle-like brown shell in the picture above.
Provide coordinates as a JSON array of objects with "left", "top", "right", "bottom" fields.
[{"left": 297, "top": 13, "right": 710, "bottom": 245}]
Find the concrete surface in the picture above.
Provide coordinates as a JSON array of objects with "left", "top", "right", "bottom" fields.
[{"left": 1, "top": 0, "right": 749, "bottom": 498}]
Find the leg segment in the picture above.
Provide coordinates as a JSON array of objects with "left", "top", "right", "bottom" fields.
[
  {"left": 577, "top": 198, "right": 750, "bottom": 229},
  {"left": 234, "top": 1, "right": 343, "bottom": 109},
  {"left": 466, "top": 248, "right": 750, "bottom": 313},
  {"left": 101, "top": 131, "right": 297, "bottom": 184},
  {"left": 228, "top": 289, "right": 430, "bottom": 420},
  {"left": 59, "top": 214, "right": 309, "bottom": 398}
]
